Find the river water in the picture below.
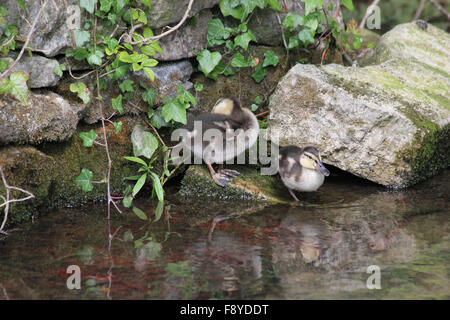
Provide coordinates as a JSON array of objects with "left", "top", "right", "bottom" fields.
[{"left": 0, "top": 170, "right": 448, "bottom": 299}]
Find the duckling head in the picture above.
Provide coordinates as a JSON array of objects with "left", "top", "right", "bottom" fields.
[
  {"left": 300, "top": 146, "right": 330, "bottom": 177},
  {"left": 211, "top": 97, "right": 241, "bottom": 116}
]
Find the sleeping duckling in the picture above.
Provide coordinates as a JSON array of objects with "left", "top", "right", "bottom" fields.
[
  {"left": 183, "top": 97, "right": 259, "bottom": 187},
  {"left": 278, "top": 146, "right": 330, "bottom": 203}
]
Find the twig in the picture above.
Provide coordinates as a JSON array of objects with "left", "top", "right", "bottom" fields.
[
  {"left": 126, "top": 0, "right": 194, "bottom": 45},
  {"left": 429, "top": 0, "right": 450, "bottom": 20},
  {"left": 0, "top": 0, "right": 49, "bottom": 79},
  {"left": 0, "top": 36, "right": 15, "bottom": 50},
  {"left": 414, "top": 0, "right": 427, "bottom": 20},
  {"left": 276, "top": 13, "right": 289, "bottom": 57},
  {"left": 255, "top": 110, "right": 270, "bottom": 118},
  {"left": 360, "top": 0, "right": 382, "bottom": 29},
  {"left": 0, "top": 167, "right": 35, "bottom": 233}
]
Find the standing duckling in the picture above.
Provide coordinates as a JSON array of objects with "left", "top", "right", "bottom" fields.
[
  {"left": 182, "top": 97, "right": 259, "bottom": 187},
  {"left": 278, "top": 146, "right": 330, "bottom": 202}
]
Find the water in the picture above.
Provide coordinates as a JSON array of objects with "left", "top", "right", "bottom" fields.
[{"left": 0, "top": 170, "right": 448, "bottom": 300}]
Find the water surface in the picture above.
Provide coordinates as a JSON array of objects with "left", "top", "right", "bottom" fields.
[{"left": 0, "top": 170, "right": 448, "bottom": 299}]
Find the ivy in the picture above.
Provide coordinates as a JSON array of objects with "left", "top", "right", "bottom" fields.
[{"left": 0, "top": 72, "right": 29, "bottom": 105}]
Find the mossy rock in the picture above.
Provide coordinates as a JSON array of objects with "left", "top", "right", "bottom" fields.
[{"left": 179, "top": 165, "right": 291, "bottom": 203}]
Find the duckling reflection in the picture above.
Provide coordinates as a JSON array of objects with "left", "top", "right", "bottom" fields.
[
  {"left": 182, "top": 98, "right": 259, "bottom": 187},
  {"left": 278, "top": 146, "right": 330, "bottom": 203}
]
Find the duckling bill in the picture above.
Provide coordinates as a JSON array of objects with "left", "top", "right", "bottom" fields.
[
  {"left": 182, "top": 97, "right": 259, "bottom": 187},
  {"left": 278, "top": 146, "right": 330, "bottom": 203}
]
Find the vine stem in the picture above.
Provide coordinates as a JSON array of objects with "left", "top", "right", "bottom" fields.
[{"left": 0, "top": 0, "right": 49, "bottom": 79}]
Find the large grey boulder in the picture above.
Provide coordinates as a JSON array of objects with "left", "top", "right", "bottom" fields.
[
  {"left": 1, "top": 55, "right": 60, "bottom": 88},
  {"left": 0, "top": 91, "right": 79, "bottom": 145},
  {"left": 268, "top": 22, "right": 450, "bottom": 188}
]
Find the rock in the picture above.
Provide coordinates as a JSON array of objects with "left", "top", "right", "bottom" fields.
[
  {"left": 0, "top": 91, "right": 79, "bottom": 145},
  {"left": 155, "top": 9, "right": 211, "bottom": 61},
  {"left": 0, "top": 115, "right": 166, "bottom": 226},
  {"left": 56, "top": 60, "right": 193, "bottom": 124},
  {"left": 179, "top": 165, "right": 291, "bottom": 203},
  {"left": 1, "top": 55, "right": 60, "bottom": 88},
  {"left": 246, "top": 0, "right": 342, "bottom": 46},
  {"left": 145, "top": 0, "right": 220, "bottom": 28},
  {"left": 0, "top": 146, "right": 56, "bottom": 225},
  {"left": 360, "top": 22, "right": 450, "bottom": 74},
  {"left": 3, "top": 0, "right": 118, "bottom": 57},
  {"left": 192, "top": 45, "right": 341, "bottom": 114},
  {"left": 268, "top": 24, "right": 450, "bottom": 188}
]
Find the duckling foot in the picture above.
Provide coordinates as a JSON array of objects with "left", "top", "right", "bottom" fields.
[
  {"left": 218, "top": 169, "right": 240, "bottom": 178},
  {"left": 288, "top": 188, "right": 310, "bottom": 205},
  {"left": 212, "top": 172, "right": 232, "bottom": 187}
]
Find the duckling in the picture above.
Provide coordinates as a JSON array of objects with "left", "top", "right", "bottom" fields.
[
  {"left": 278, "top": 146, "right": 330, "bottom": 203},
  {"left": 182, "top": 97, "right": 259, "bottom": 187}
]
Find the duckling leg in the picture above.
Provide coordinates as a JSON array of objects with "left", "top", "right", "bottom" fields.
[
  {"left": 287, "top": 188, "right": 301, "bottom": 202},
  {"left": 206, "top": 162, "right": 232, "bottom": 187},
  {"left": 218, "top": 164, "right": 240, "bottom": 178}
]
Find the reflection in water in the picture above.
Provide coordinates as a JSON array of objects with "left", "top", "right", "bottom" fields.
[{"left": 0, "top": 170, "right": 448, "bottom": 299}]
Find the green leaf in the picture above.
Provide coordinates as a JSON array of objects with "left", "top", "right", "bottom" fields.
[
  {"left": 149, "top": 171, "right": 164, "bottom": 202},
  {"left": 131, "top": 125, "right": 159, "bottom": 159},
  {"left": 75, "top": 168, "right": 94, "bottom": 192},
  {"left": 196, "top": 50, "right": 222, "bottom": 75},
  {"left": 53, "top": 64, "right": 66, "bottom": 77},
  {"left": 254, "top": 96, "right": 263, "bottom": 104},
  {"left": 0, "top": 60, "right": 9, "bottom": 72},
  {"left": 283, "top": 13, "right": 305, "bottom": 29},
  {"left": 341, "top": 0, "right": 354, "bottom": 11},
  {"left": 219, "top": 0, "right": 244, "bottom": 20},
  {"left": 132, "top": 206, "right": 148, "bottom": 220},
  {"left": 142, "top": 87, "right": 157, "bottom": 106},
  {"left": 79, "top": 129, "right": 98, "bottom": 147},
  {"left": 15, "top": 0, "right": 26, "bottom": 9},
  {"left": 113, "top": 121, "right": 122, "bottom": 133},
  {"left": 207, "top": 18, "right": 232, "bottom": 47},
  {"left": 119, "top": 79, "right": 134, "bottom": 92},
  {"left": 143, "top": 67, "right": 155, "bottom": 81},
  {"left": 231, "top": 53, "right": 248, "bottom": 68},
  {"left": 262, "top": 50, "right": 279, "bottom": 67},
  {"left": 353, "top": 34, "right": 363, "bottom": 50},
  {"left": 298, "top": 28, "right": 315, "bottom": 46},
  {"left": 139, "top": 0, "right": 151, "bottom": 7},
  {"left": 99, "top": 0, "right": 112, "bottom": 12},
  {"left": 301, "top": 0, "right": 324, "bottom": 15},
  {"left": 123, "top": 230, "right": 134, "bottom": 241},
  {"left": 124, "top": 156, "right": 148, "bottom": 167},
  {"left": 162, "top": 101, "right": 187, "bottom": 124},
  {"left": 234, "top": 30, "right": 256, "bottom": 50},
  {"left": 122, "top": 194, "right": 133, "bottom": 208},
  {"left": 80, "top": 0, "right": 98, "bottom": 14},
  {"left": 0, "top": 71, "right": 29, "bottom": 105},
  {"left": 149, "top": 108, "right": 168, "bottom": 129},
  {"left": 194, "top": 83, "right": 203, "bottom": 92},
  {"left": 132, "top": 173, "right": 147, "bottom": 197},
  {"left": 265, "top": 0, "right": 281, "bottom": 10},
  {"left": 111, "top": 94, "right": 123, "bottom": 113},
  {"left": 252, "top": 64, "right": 268, "bottom": 83},
  {"left": 154, "top": 200, "right": 164, "bottom": 222},
  {"left": 251, "top": 104, "right": 259, "bottom": 111},
  {"left": 87, "top": 50, "right": 104, "bottom": 66},
  {"left": 73, "top": 29, "right": 91, "bottom": 48},
  {"left": 176, "top": 84, "right": 196, "bottom": 106}
]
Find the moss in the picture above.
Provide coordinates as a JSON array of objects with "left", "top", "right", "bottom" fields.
[{"left": 178, "top": 165, "right": 291, "bottom": 203}]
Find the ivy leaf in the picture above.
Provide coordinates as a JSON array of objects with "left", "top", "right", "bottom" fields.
[
  {"left": 75, "top": 168, "right": 94, "bottom": 192},
  {"left": 142, "top": 87, "right": 157, "bottom": 107},
  {"left": 99, "top": 0, "right": 112, "bottom": 12},
  {"left": 162, "top": 100, "right": 187, "bottom": 124},
  {"left": 231, "top": 53, "right": 248, "bottom": 68},
  {"left": 80, "top": 0, "right": 98, "bottom": 14},
  {"left": 341, "top": 0, "right": 354, "bottom": 11},
  {"left": 0, "top": 71, "right": 29, "bottom": 105},
  {"left": 111, "top": 94, "right": 123, "bottom": 113},
  {"left": 234, "top": 30, "right": 256, "bottom": 50},
  {"left": 283, "top": 13, "right": 305, "bottom": 29},
  {"left": 219, "top": 0, "right": 244, "bottom": 20},
  {"left": 69, "top": 82, "right": 91, "bottom": 104},
  {"left": 302, "top": 0, "right": 324, "bottom": 15},
  {"left": 79, "top": 129, "right": 98, "bottom": 147},
  {"left": 132, "top": 206, "right": 148, "bottom": 220},
  {"left": 207, "top": 18, "right": 232, "bottom": 46},
  {"left": 263, "top": 50, "right": 279, "bottom": 67},
  {"left": 265, "top": 0, "right": 281, "bottom": 10},
  {"left": 73, "top": 29, "right": 91, "bottom": 48},
  {"left": 252, "top": 64, "right": 268, "bottom": 83},
  {"left": 177, "top": 85, "right": 196, "bottom": 106},
  {"left": 131, "top": 125, "right": 159, "bottom": 159},
  {"left": 122, "top": 194, "right": 133, "bottom": 208},
  {"left": 87, "top": 50, "right": 104, "bottom": 66},
  {"left": 298, "top": 28, "right": 315, "bottom": 47},
  {"left": 194, "top": 83, "right": 203, "bottom": 92},
  {"left": 119, "top": 79, "right": 134, "bottom": 93},
  {"left": 149, "top": 171, "right": 164, "bottom": 202},
  {"left": 132, "top": 173, "right": 147, "bottom": 197},
  {"left": 197, "top": 49, "right": 222, "bottom": 75},
  {"left": 53, "top": 64, "right": 66, "bottom": 77},
  {"left": 353, "top": 34, "right": 363, "bottom": 50},
  {"left": 113, "top": 121, "right": 122, "bottom": 133}
]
